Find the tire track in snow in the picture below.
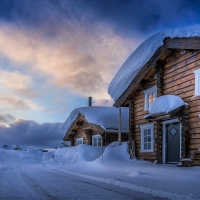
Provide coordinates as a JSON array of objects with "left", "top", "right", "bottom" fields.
[
  {"left": 19, "top": 167, "right": 58, "bottom": 200},
  {"left": 42, "top": 166, "right": 164, "bottom": 200}
]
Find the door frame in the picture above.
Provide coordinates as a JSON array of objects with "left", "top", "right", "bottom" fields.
[{"left": 162, "top": 119, "right": 182, "bottom": 164}]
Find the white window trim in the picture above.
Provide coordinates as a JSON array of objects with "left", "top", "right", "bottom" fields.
[
  {"left": 92, "top": 135, "right": 102, "bottom": 146},
  {"left": 144, "top": 86, "right": 157, "bottom": 111},
  {"left": 194, "top": 69, "right": 200, "bottom": 96},
  {"left": 140, "top": 123, "right": 154, "bottom": 153},
  {"left": 76, "top": 138, "right": 83, "bottom": 146}
]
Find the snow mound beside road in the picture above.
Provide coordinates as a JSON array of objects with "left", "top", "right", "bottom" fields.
[
  {"left": 42, "top": 142, "right": 129, "bottom": 165},
  {"left": 42, "top": 144, "right": 102, "bottom": 165}
]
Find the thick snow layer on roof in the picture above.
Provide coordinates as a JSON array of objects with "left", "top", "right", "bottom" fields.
[
  {"left": 108, "top": 24, "right": 200, "bottom": 101},
  {"left": 62, "top": 106, "right": 129, "bottom": 134},
  {"left": 147, "top": 95, "right": 187, "bottom": 115}
]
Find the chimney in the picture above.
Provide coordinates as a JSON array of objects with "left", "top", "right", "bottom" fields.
[{"left": 88, "top": 97, "right": 92, "bottom": 106}]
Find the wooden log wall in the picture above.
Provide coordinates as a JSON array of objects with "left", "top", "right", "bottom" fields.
[
  {"left": 74, "top": 129, "right": 92, "bottom": 145},
  {"left": 129, "top": 98, "right": 135, "bottom": 158},
  {"left": 69, "top": 122, "right": 129, "bottom": 147},
  {"left": 105, "top": 132, "right": 128, "bottom": 145},
  {"left": 132, "top": 71, "right": 158, "bottom": 162},
  {"left": 130, "top": 49, "right": 200, "bottom": 165},
  {"left": 155, "top": 62, "right": 164, "bottom": 163},
  {"left": 163, "top": 49, "right": 200, "bottom": 165}
]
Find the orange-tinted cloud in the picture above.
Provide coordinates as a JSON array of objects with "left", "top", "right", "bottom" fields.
[
  {"left": 93, "top": 98, "right": 114, "bottom": 107},
  {"left": 0, "top": 23, "right": 135, "bottom": 100},
  {"left": 0, "top": 96, "right": 30, "bottom": 110}
]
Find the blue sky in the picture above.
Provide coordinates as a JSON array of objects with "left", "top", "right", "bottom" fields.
[{"left": 1, "top": 0, "right": 200, "bottom": 147}]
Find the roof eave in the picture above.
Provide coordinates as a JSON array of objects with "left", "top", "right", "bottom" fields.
[{"left": 113, "top": 37, "right": 200, "bottom": 107}]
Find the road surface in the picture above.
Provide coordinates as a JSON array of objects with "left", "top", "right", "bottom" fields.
[{"left": 0, "top": 164, "right": 163, "bottom": 200}]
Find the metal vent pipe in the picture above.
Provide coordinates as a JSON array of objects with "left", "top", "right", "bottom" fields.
[{"left": 88, "top": 97, "right": 92, "bottom": 106}]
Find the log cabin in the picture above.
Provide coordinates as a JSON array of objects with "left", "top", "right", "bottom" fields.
[
  {"left": 108, "top": 25, "right": 200, "bottom": 166},
  {"left": 62, "top": 106, "right": 129, "bottom": 147}
]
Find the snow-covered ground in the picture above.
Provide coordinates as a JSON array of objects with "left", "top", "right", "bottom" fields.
[{"left": 0, "top": 143, "right": 200, "bottom": 199}]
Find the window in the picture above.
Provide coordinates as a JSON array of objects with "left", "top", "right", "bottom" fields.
[
  {"left": 76, "top": 138, "right": 83, "bottom": 146},
  {"left": 140, "top": 124, "right": 154, "bottom": 152},
  {"left": 144, "top": 86, "right": 157, "bottom": 111},
  {"left": 194, "top": 69, "right": 200, "bottom": 96},
  {"left": 92, "top": 135, "right": 102, "bottom": 146}
]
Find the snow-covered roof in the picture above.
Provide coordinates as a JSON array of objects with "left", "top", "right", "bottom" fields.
[
  {"left": 146, "top": 95, "right": 187, "bottom": 117},
  {"left": 62, "top": 106, "right": 129, "bottom": 135},
  {"left": 108, "top": 24, "right": 200, "bottom": 102}
]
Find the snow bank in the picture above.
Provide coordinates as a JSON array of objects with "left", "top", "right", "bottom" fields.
[
  {"left": 96, "top": 141, "right": 130, "bottom": 162},
  {"left": 108, "top": 24, "right": 200, "bottom": 101},
  {"left": 42, "top": 142, "right": 130, "bottom": 166},
  {"left": 0, "top": 148, "right": 43, "bottom": 165},
  {"left": 62, "top": 106, "right": 129, "bottom": 134},
  {"left": 147, "top": 95, "right": 187, "bottom": 115},
  {"left": 43, "top": 142, "right": 200, "bottom": 199},
  {"left": 42, "top": 144, "right": 103, "bottom": 165}
]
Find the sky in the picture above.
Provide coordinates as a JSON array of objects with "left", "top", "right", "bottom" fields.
[{"left": 1, "top": 0, "right": 200, "bottom": 147}]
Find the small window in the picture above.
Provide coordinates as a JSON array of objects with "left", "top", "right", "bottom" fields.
[
  {"left": 140, "top": 124, "right": 154, "bottom": 152},
  {"left": 144, "top": 86, "right": 157, "bottom": 111},
  {"left": 194, "top": 69, "right": 200, "bottom": 96},
  {"left": 92, "top": 135, "right": 102, "bottom": 146},
  {"left": 76, "top": 138, "right": 83, "bottom": 146}
]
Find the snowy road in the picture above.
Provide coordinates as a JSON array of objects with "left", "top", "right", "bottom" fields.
[{"left": 0, "top": 164, "right": 163, "bottom": 200}]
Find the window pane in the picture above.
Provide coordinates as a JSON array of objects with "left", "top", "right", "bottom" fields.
[
  {"left": 144, "top": 129, "right": 147, "bottom": 136},
  {"left": 148, "top": 94, "right": 152, "bottom": 104},
  {"left": 148, "top": 136, "right": 151, "bottom": 142},
  {"left": 148, "top": 143, "right": 151, "bottom": 150},
  {"left": 142, "top": 127, "right": 152, "bottom": 150},
  {"left": 152, "top": 92, "right": 156, "bottom": 101},
  {"left": 94, "top": 138, "right": 97, "bottom": 146},
  {"left": 98, "top": 137, "right": 102, "bottom": 146},
  {"left": 76, "top": 139, "right": 83, "bottom": 145}
]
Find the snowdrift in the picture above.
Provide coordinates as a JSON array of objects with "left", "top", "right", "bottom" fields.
[
  {"left": 0, "top": 147, "right": 43, "bottom": 165},
  {"left": 42, "top": 142, "right": 130, "bottom": 166}
]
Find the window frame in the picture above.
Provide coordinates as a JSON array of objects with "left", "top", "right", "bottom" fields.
[
  {"left": 194, "top": 69, "right": 200, "bottom": 96},
  {"left": 92, "top": 135, "right": 102, "bottom": 147},
  {"left": 140, "top": 124, "right": 154, "bottom": 153},
  {"left": 76, "top": 138, "right": 83, "bottom": 146},
  {"left": 144, "top": 86, "right": 157, "bottom": 111}
]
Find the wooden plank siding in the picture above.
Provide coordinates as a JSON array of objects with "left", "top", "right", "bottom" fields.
[
  {"left": 130, "top": 70, "right": 158, "bottom": 162},
  {"left": 163, "top": 50, "right": 200, "bottom": 165},
  {"left": 129, "top": 49, "right": 200, "bottom": 165}
]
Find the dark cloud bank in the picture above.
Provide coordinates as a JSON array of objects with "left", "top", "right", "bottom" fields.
[
  {"left": 1, "top": 0, "right": 200, "bottom": 38},
  {"left": 0, "top": 119, "right": 63, "bottom": 148}
]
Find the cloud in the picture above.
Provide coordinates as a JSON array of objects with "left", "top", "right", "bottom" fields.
[
  {"left": 0, "top": 21, "right": 134, "bottom": 100},
  {"left": 0, "top": 118, "right": 63, "bottom": 148},
  {"left": 0, "top": 96, "right": 30, "bottom": 110},
  {"left": 93, "top": 99, "right": 114, "bottom": 107},
  {"left": 80, "top": 0, "right": 200, "bottom": 35},
  {"left": 0, "top": 113, "right": 16, "bottom": 124},
  {"left": 1, "top": 0, "right": 199, "bottom": 124},
  {"left": 0, "top": 70, "right": 39, "bottom": 98}
]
